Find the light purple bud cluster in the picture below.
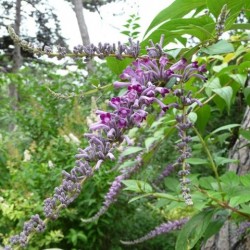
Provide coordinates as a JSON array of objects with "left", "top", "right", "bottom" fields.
[
  {"left": 168, "top": 59, "right": 207, "bottom": 83},
  {"left": 146, "top": 35, "right": 167, "bottom": 58},
  {"left": 154, "top": 87, "right": 204, "bottom": 204},
  {"left": 6, "top": 214, "right": 45, "bottom": 249},
  {"left": 216, "top": 5, "right": 228, "bottom": 37},
  {"left": 121, "top": 218, "right": 188, "bottom": 245},
  {"left": 73, "top": 38, "right": 140, "bottom": 61},
  {"left": 43, "top": 160, "right": 93, "bottom": 219},
  {"left": 174, "top": 89, "right": 202, "bottom": 206},
  {"left": 82, "top": 154, "right": 143, "bottom": 222}
]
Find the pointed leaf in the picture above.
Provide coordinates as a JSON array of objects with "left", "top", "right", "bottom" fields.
[
  {"left": 121, "top": 147, "right": 143, "bottom": 157},
  {"left": 176, "top": 210, "right": 215, "bottom": 250},
  {"left": 200, "top": 40, "right": 234, "bottom": 55},
  {"left": 144, "top": 0, "right": 206, "bottom": 37},
  {"left": 212, "top": 86, "right": 233, "bottom": 111}
]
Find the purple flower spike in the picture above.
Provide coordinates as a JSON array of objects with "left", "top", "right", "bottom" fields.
[{"left": 121, "top": 218, "right": 188, "bottom": 245}]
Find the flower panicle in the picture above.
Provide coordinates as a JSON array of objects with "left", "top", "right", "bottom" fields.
[
  {"left": 120, "top": 218, "right": 188, "bottom": 245},
  {"left": 8, "top": 25, "right": 140, "bottom": 60}
]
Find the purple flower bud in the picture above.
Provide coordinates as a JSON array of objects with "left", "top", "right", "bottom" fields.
[
  {"left": 114, "top": 81, "right": 131, "bottom": 88},
  {"left": 198, "top": 64, "right": 207, "bottom": 73},
  {"left": 155, "top": 87, "right": 170, "bottom": 97},
  {"left": 159, "top": 56, "right": 168, "bottom": 66},
  {"left": 90, "top": 123, "right": 110, "bottom": 131},
  {"left": 170, "top": 58, "right": 187, "bottom": 71}
]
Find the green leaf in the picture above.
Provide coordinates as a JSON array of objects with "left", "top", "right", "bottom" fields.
[
  {"left": 239, "top": 204, "right": 250, "bottom": 215},
  {"left": 240, "top": 174, "right": 250, "bottom": 187},
  {"left": 220, "top": 171, "right": 239, "bottom": 186},
  {"left": 200, "top": 40, "right": 234, "bottom": 55},
  {"left": 106, "top": 57, "right": 133, "bottom": 76},
  {"left": 203, "top": 210, "right": 228, "bottom": 244},
  {"left": 153, "top": 193, "right": 182, "bottom": 202},
  {"left": 166, "top": 48, "right": 182, "bottom": 59},
  {"left": 206, "top": 0, "right": 227, "bottom": 18},
  {"left": 122, "top": 180, "right": 152, "bottom": 193},
  {"left": 145, "top": 137, "right": 159, "bottom": 151},
  {"left": 230, "top": 195, "right": 250, "bottom": 207},
  {"left": 119, "top": 160, "right": 137, "bottom": 170},
  {"left": 196, "top": 105, "right": 211, "bottom": 133},
  {"left": 128, "top": 194, "right": 151, "bottom": 203},
  {"left": 213, "top": 156, "right": 238, "bottom": 166},
  {"left": 199, "top": 176, "right": 218, "bottom": 190},
  {"left": 121, "top": 30, "right": 130, "bottom": 36},
  {"left": 186, "top": 158, "right": 208, "bottom": 165},
  {"left": 164, "top": 177, "right": 180, "bottom": 193},
  {"left": 212, "top": 86, "right": 233, "bottom": 111},
  {"left": 144, "top": 0, "right": 206, "bottom": 37},
  {"left": 176, "top": 210, "right": 215, "bottom": 250},
  {"left": 243, "top": 87, "right": 250, "bottom": 106},
  {"left": 142, "top": 15, "right": 214, "bottom": 49},
  {"left": 210, "top": 124, "right": 240, "bottom": 136},
  {"left": 229, "top": 74, "right": 247, "bottom": 88},
  {"left": 205, "top": 77, "right": 221, "bottom": 97},
  {"left": 121, "top": 147, "right": 143, "bottom": 157},
  {"left": 188, "top": 112, "right": 197, "bottom": 123}
]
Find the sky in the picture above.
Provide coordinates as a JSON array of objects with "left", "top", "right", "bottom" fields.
[{"left": 51, "top": 0, "right": 174, "bottom": 47}]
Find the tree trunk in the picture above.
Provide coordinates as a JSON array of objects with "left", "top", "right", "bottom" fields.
[
  {"left": 72, "top": 0, "right": 90, "bottom": 45},
  {"left": 8, "top": 0, "right": 22, "bottom": 131},
  {"left": 202, "top": 105, "right": 250, "bottom": 250},
  {"left": 72, "top": 0, "right": 93, "bottom": 72}
]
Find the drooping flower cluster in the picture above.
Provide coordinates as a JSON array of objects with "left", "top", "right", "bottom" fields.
[
  {"left": 5, "top": 215, "right": 45, "bottom": 249},
  {"left": 120, "top": 218, "right": 188, "bottom": 245},
  {"left": 7, "top": 25, "right": 140, "bottom": 60}
]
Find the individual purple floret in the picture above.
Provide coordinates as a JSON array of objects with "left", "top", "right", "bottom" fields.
[{"left": 121, "top": 218, "right": 188, "bottom": 245}]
